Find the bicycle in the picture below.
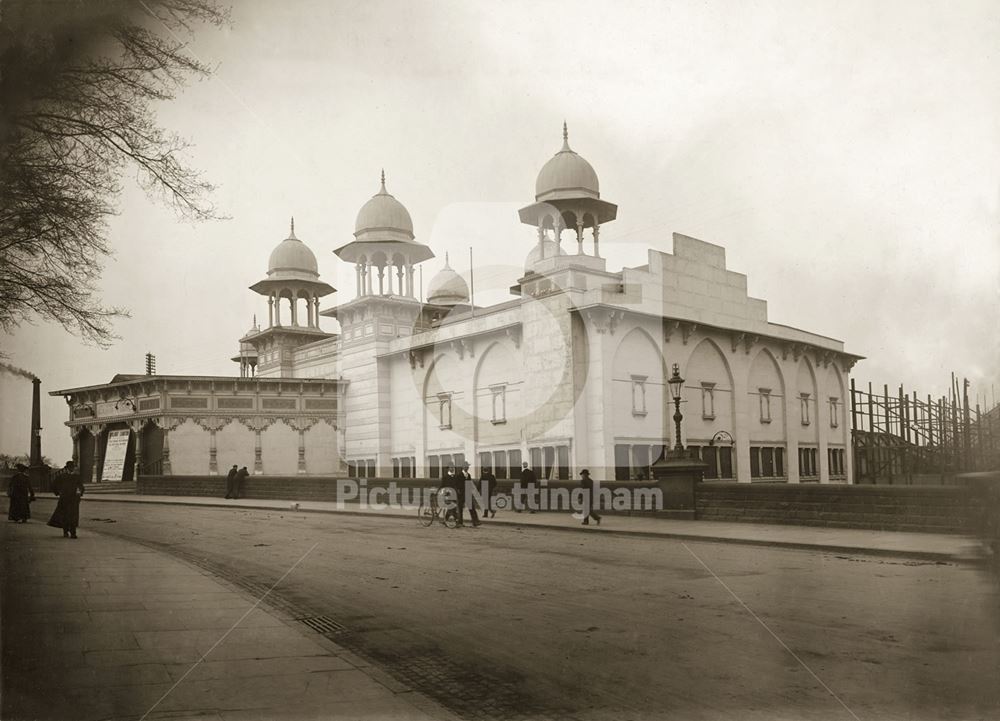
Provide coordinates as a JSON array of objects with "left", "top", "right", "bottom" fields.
[{"left": 418, "top": 487, "right": 459, "bottom": 528}]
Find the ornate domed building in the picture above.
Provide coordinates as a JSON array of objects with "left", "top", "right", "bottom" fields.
[{"left": 54, "top": 125, "right": 861, "bottom": 487}]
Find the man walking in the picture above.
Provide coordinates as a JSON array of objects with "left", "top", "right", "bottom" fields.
[
  {"left": 460, "top": 461, "right": 480, "bottom": 527},
  {"left": 48, "top": 460, "right": 85, "bottom": 538},
  {"left": 579, "top": 469, "right": 601, "bottom": 526},
  {"left": 480, "top": 465, "right": 497, "bottom": 518},
  {"left": 225, "top": 464, "right": 239, "bottom": 498},
  {"left": 442, "top": 464, "right": 463, "bottom": 527},
  {"left": 518, "top": 461, "right": 537, "bottom": 513}
]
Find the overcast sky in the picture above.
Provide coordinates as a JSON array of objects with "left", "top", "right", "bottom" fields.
[{"left": 2, "top": 0, "right": 998, "bottom": 463}]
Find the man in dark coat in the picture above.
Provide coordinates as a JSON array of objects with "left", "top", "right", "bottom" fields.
[
  {"left": 460, "top": 461, "right": 480, "bottom": 527},
  {"left": 225, "top": 464, "right": 239, "bottom": 498},
  {"left": 579, "top": 469, "right": 601, "bottom": 526},
  {"left": 7, "top": 463, "right": 35, "bottom": 522},
  {"left": 517, "top": 461, "right": 537, "bottom": 513},
  {"left": 234, "top": 466, "right": 250, "bottom": 499},
  {"left": 480, "top": 466, "right": 498, "bottom": 518},
  {"left": 48, "top": 460, "right": 84, "bottom": 538},
  {"left": 442, "top": 465, "right": 463, "bottom": 527}
]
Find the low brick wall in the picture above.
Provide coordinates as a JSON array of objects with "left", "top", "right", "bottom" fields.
[
  {"left": 138, "top": 475, "right": 988, "bottom": 533},
  {"left": 139, "top": 475, "right": 358, "bottom": 501},
  {"left": 695, "top": 482, "right": 979, "bottom": 534},
  {"left": 136, "top": 476, "right": 661, "bottom": 512}
]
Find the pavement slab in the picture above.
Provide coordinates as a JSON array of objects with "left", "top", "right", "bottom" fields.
[{"left": 0, "top": 520, "right": 457, "bottom": 721}]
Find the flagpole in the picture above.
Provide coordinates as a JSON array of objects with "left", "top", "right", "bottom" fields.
[{"left": 469, "top": 246, "right": 475, "bottom": 317}]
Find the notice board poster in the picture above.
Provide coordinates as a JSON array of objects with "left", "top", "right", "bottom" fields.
[{"left": 101, "top": 429, "right": 131, "bottom": 482}]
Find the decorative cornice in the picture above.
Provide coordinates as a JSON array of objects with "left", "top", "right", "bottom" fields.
[
  {"left": 193, "top": 416, "right": 229, "bottom": 432},
  {"left": 284, "top": 417, "right": 318, "bottom": 432},
  {"left": 239, "top": 416, "right": 276, "bottom": 433}
]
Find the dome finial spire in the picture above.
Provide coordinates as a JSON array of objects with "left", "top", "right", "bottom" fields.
[
  {"left": 380, "top": 168, "right": 386, "bottom": 192},
  {"left": 289, "top": 216, "right": 295, "bottom": 238},
  {"left": 562, "top": 120, "right": 570, "bottom": 151}
]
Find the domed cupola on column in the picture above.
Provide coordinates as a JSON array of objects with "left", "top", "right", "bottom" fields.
[
  {"left": 326, "top": 172, "right": 436, "bottom": 478},
  {"left": 246, "top": 218, "right": 336, "bottom": 377},
  {"left": 334, "top": 171, "right": 434, "bottom": 299},
  {"left": 231, "top": 316, "right": 261, "bottom": 378},
  {"left": 519, "top": 123, "right": 617, "bottom": 273},
  {"left": 426, "top": 253, "right": 470, "bottom": 307}
]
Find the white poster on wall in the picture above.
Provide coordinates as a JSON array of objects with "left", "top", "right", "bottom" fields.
[{"left": 101, "top": 429, "right": 131, "bottom": 482}]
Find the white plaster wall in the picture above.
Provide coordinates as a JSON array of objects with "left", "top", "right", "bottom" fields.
[
  {"left": 681, "top": 337, "right": 735, "bottom": 445},
  {"left": 611, "top": 325, "right": 666, "bottom": 443},
  {"left": 262, "top": 421, "right": 298, "bottom": 475},
  {"left": 824, "top": 364, "right": 846, "bottom": 436},
  {"left": 520, "top": 294, "right": 578, "bottom": 445},
  {"left": 170, "top": 419, "right": 211, "bottom": 475},
  {"left": 341, "top": 339, "right": 382, "bottom": 462},
  {"left": 424, "top": 352, "right": 468, "bottom": 456},
  {"left": 474, "top": 340, "right": 524, "bottom": 449},
  {"left": 389, "top": 355, "right": 422, "bottom": 457},
  {"left": 216, "top": 421, "right": 255, "bottom": 470},
  {"left": 796, "top": 358, "right": 821, "bottom": 446},
  {"left": 748, "top": 349, "right": 787, "bottom": 444},
  {"left": 649, "top": 236, "right": 770, "bottom": 332},
  {"left": 304, "top": 421, "right": 339, "bottom": 474}
]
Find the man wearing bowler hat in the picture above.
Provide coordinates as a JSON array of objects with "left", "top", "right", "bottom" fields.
[{"left": 578, "top": 469, "right": 601, "bottom": 526}]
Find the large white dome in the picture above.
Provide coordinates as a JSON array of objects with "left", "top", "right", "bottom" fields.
[
  {"left": 267, "top": 220, "right": 319, "bottom": 279},
  {"left": 534, "top": 124, "right": 600, "bottom": 202},
  {"left": 354, "top": 172, "right": 414, "bottom": 239}
]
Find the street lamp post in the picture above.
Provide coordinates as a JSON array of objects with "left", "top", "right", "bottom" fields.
[
  {"left": 667, "top": 363, "right": 685, "bottom": 452},
  {"left": 650, "top": 362, "right": 705, "bottom": 518}
]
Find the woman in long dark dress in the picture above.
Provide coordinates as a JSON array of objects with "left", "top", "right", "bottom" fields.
[
  {"left": 48, "top": 460, "right": 84, "bottom": 538},
  {"left": 7, "top": 463, "right": 35, "bottom": 522}
]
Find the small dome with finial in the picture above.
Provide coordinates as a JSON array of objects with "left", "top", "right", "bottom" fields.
[
  {"left": 239, "top": 315, "right": 261, "bottom": 349},
  {"left": 427, "top": 253, "right": 470, "bottom": 306},
  {"left": 354, "top": 170, "right": 414, "bottom": 240},
  {"left": 267, "top": 216, "right": 319, "bottom": 279},
  {"left": 524, "top": 238, "right": 566, "bottom": 272},
  {"left": 535, "top": 122, "right": 600, "bottom": 202}
]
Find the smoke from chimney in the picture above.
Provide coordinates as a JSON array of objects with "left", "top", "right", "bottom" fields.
[{"left": 0, "top": 362, "right": 36, "bottom": 380}]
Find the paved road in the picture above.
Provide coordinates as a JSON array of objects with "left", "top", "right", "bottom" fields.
[{"left": 30, "top": 499, "right": 1000, "bottom": 720}]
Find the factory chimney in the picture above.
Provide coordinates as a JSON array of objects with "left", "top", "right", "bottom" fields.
[{"left": 29, "top": 377, "right": 46, "bottom": 490}]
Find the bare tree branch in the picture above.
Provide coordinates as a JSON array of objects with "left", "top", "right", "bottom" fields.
[{"left": 0, "top": 0, "right": 229, "bottom": 347}]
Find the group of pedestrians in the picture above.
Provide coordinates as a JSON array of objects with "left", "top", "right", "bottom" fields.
[
  {"left": 7, "top": 460, "right": 86, "bottom": 538},
  {"left": 438, "top": 460, "right": 601, "bottom": 527},
  {"left": 224, "top": 464, "right": 250, "bottom": 499},
  {"left": 441, "top": 461, "right": 490, "bottom": 527}
]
